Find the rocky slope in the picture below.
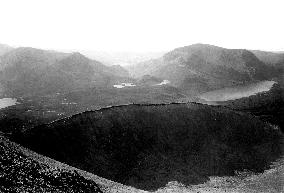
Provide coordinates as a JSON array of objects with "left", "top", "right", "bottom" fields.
[{"left": 0, "top": 135, "right": 103, "bottom": 193}]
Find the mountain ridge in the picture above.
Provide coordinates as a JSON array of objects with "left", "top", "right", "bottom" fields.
[
  {"left": 0, "top": 47, "right": 130, "bottom": 97},
  {"left": 127, "top": 44, "right": 282, "bottom": 95}
]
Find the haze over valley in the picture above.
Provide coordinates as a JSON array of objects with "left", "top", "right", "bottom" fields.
[
  {"left": 0, "top": 41, "right": 283, "bottom": 192},
  {"left": 0, "top": 0, "right": 284, "bottom": 192}
]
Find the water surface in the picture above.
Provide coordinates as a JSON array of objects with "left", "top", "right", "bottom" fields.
[
  {"left": 0, "top": 98, "right": 18, "bottom": 109},
  {"left": 113, "top": 83, "right": 136, "bottom": 88},
  {"left": 199, "top": 81, "right": 276, "bottom": 102}
]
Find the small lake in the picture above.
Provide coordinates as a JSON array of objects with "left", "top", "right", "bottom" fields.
[
  {"left": 113, "top": 83, "right": 136, "bottom": 88},
  {"left": 0, "top": 98, "right": 18, "bottom": 109},
  {"left": 155, "top": 80, "right": 170, "bottom": 86},
  {"left": 199, "top": 80, "right": 276, "bottom": 102}
]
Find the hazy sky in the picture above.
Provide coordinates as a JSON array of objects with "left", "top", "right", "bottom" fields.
[{"left": 0, "top": 0, "right": 283, "bottom": 52}]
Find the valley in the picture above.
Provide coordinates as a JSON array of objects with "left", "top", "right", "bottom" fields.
[
  {"left": 13, "top": 103, "right": 284, "bottom": 191},
  {"left": 0, "top": 43, "right": 283, "bottom": 193}
]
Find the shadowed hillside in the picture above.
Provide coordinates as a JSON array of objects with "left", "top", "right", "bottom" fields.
[
  {"left": 216, "top": 83, "right": 284, "bottom": 132},
  {"left": 15, "top": 103, "right": 283, "bottom": 191}
]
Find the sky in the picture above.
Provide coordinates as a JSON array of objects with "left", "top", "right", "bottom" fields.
[{"left": 0, "top": 0, "right": 283, "bottom": 52}]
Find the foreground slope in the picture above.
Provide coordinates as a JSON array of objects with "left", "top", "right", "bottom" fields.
[
  {"left": 1, "top": 111, "right": 283, "bottom": 193},
  {"left": 15, "top": 103, "right": 283, "bottom": 191},
  {"left": 0, "top": 135, "right": 102, "bottom": 193}
]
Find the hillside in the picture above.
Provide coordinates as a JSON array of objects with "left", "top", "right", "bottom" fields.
[
  {"left": 215, "top": 83, "right": 284, "bottom": 132},
  {"left": 137, "top": 75, "right": 163, "bottom": 86},
  {"left": 14, "top": 103, "right": 283, "bottom": 191},
  {"left": 128, "top": 44, "right": 280, "bottom": 95},
  {"left": 0, "top": 47, "right": 130, "bottom": 97},
  {"left": 0, "top": 135, "right": 102, "bottom": 192},
  {"left": 107, "top": 65, "right": 130, "bottom": 77},
  {"left": 251, "top": 50, "right": 284, "bottom": 68}
]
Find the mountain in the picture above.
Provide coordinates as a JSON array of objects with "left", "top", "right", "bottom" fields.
[
  {"left": 0, "top": 43, "right": 13, "bottom": 56},
  {"left": 251, "top": 50, "right": 284, "bottom": 68},
  {"left": 0, "top": 47, "right": 130, "bottom": 97},
  {"left": 251, "top": 50, "right": 284, "bottom": 80},
  {"left": 15, "top": 103, "right": 283, "bottom": 191},
  {"left": 108, "top": 65, "right": 130, "bottom": 77},
  {"left": 137, "top": 75, "right": 163, "bottom": 86},
  {"left": 128, "top": 44, "right": 280, "bottom": 95}
]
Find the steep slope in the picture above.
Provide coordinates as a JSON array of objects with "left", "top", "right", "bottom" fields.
[
  {"left": 129, "top": 44, "right": 277, "bottom": 95},
  {"left": 108, "top": 65, "right": 130, "bottom": 77},
  {"left": 251, "top": 50, "right": 284, "bottom": 80},
  {"left": 0, "top": 135, "right": 102, "bottom": 193},
  {"left": 251, "top": 50, "right": 284, "bottom": 68},
  {"left": 15, "top": 103, "right": 283, "bottom": 191},
  {"left": 0, "top": 47, "right": 130, "bottom": 97},
  {"left": 0, "top": 47, "right": 71, "bottom": 96}
]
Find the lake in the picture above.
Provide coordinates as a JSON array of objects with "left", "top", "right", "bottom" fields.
[
  {"left": 113, "top": 83, "right": 136, "bottom": 88},
  {"left": 199, "top": 80, "right": 276, "bottom": 102},
  {"left": 0, "top": 98, "right": 18, "bottom": 109}
]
